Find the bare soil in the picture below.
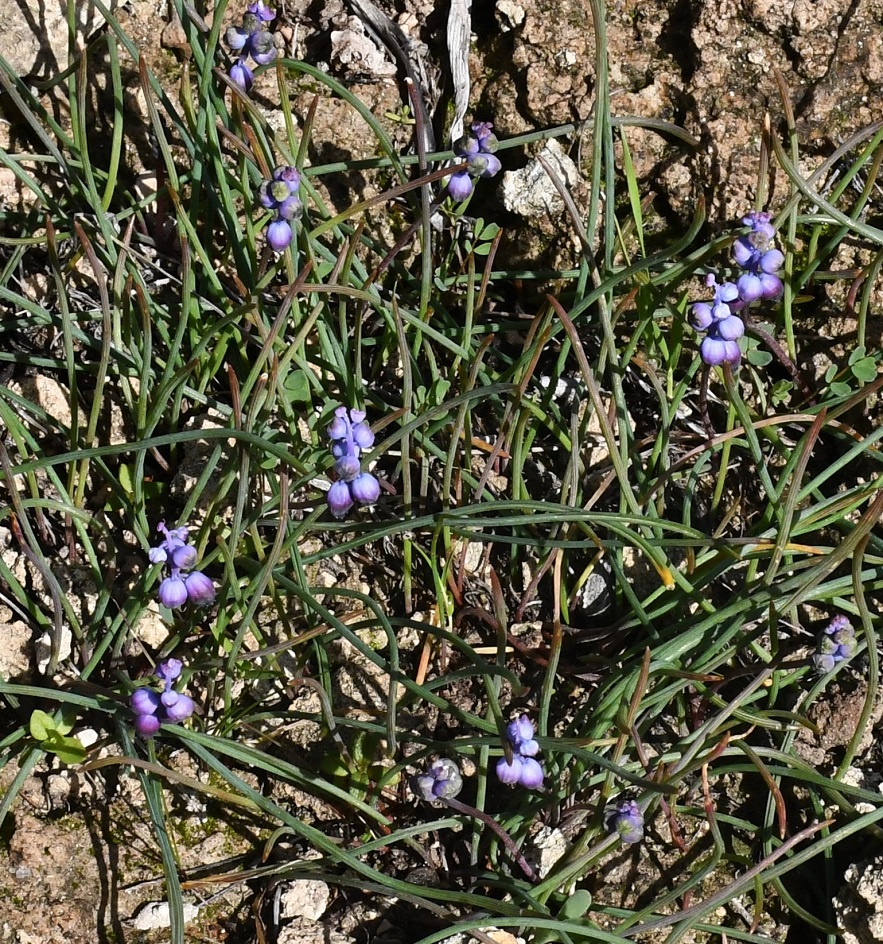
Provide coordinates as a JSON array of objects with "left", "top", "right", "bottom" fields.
[{"left": 1, "top": 0, "right": 882, "bottom": 940}]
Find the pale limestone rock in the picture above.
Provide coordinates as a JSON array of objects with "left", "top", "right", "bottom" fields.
[
  {"left": 35, "top": 626, "right": 72, "bottom": 674},
  {"left": 131, "top": 901, "right": 201, "bottom": 931},
  {"left": 500, "top": 139, "right": 580, "bottom": 218},
  {"left": 277, "top": 922, "right": 353, "bottom": 944},
  {"left": 0, "top": 617, "right": 32, "bottom": 681},
  {"left": 279, "top": 880, "right": 331, "bottom": 921},
  {"left": 835, "top": 856, "right": 883, "bottom": 944},
  {"left": 496, "top": 0, "right": 526, "bottom": 31}
]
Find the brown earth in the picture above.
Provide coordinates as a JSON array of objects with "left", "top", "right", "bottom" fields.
[{"left": 1, "top": 0, "right": 883, "bottom": 941}]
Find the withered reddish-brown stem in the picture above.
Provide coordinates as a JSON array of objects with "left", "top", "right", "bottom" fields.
[{"left": 442, "top": 795, "right": 538, "bottom": 882}]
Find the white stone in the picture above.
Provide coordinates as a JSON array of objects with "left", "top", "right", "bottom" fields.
[
  {"left": 329, "top": 21, "right": 397, "bottom": 77},
  {"left": 0, "top": 0, "right": 118, "bottom": 78},
  {"left": 277, "top": 919, "right": 354, "bottom": 944},
  {"left": 279, "top": 879, "right": 331, "bottom": 921},
  {"left": 840, "top": 766, "right": 877, "bottom": 814},
  {"left": 496, "top": 0, "right": 526, "bottom": 30},
  {"left": 500, "top": 139, "right": 580, "bottom": 218},
  {"left": 0, "top": 619, "right": 32, "bottom": 681},
  {"left": 527, "top": 826, "right": 569, "bottom": 878},
  {"left": 131, "top": 901, "right": 201, "bottom": 930},
  {"left": 35, "top": 626, "right": 73, "bottom": 674},
  {"left": 835, "top": 856, "right": 883, "bottom": 943}
]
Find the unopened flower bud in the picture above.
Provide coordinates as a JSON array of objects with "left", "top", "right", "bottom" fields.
[
  {"left": 350, "top": 472, "right": 380, "bottom": 504},
  {"left": 171, "top": 544, "right": 198, "bottom": 571},
  {"left": 267, "top": 219, "right": 293, "bottom": 252},
  {"left": 327, "top": 480, "right": 354, "bottom": 518},
  {"left": 156, "top": 658, "right": 183, "bottom": 683},
  {"left": 163, "top": 693, "right": 195, "bottom": 722},
  {"left": 184, "top": 571, "right": 216, "bottom": 606},
  {"left": 135, "top": 713, "right": 162, "bottom": 738},
  {"left": 131, "top": 688, "right": 161, "bottom": 716},
  {"left": 158, "top": 576, "right": 188, "bottom": 609},
  {"left": 334, "top": 455, "right": 361, "bottom": 482}
]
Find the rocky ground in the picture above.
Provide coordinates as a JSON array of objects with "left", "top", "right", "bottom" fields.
[{"left": 2, "top": 0, "right": 883, "bottom": 941}]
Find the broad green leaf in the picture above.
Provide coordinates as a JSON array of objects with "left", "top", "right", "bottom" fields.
[
  {"left": 283, "top": 369, "right": 311, "bottom": 404},
  {"left": 747, "top": 348, "right": 772, "bottom": 367},
  {"left": 118, "top": 463, "right": 133, "bottom": 497},
  {"left": 47, "top": 735, "right": 87, "bottom": 766},
  {"left": 29, "top": 709, "right": 55, "bottom": 741},
  {"left": 848, "top": 345, "right": 867, "bottom": 366},
  {"left": 57, "top": 705, "right": 79, "bottom": 736},
  {"left": 851, "top": 358, "right": 878, "bottom": 383},
  {"left": 561, "top": 889, "right": 592, "bottom": 919}
]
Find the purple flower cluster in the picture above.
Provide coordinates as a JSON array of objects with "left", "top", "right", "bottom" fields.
[
  {"left": 813, "top": 615, "right": 857, "bottom": 673},
  {"left": 259, "top": 166, "right": 303, "bottom": 252},
  {"left": 691, "top": 275, "right": 745, "bottom": 367},
  {"left": 226, "top": 1, "right": 277, "bottom": 93},
  {"left": 495, "top": 715, "right": 544, "bottom": 789},
  {"left": 326, "top": 407, "right": 381, "bottom": 518},
  {"left": 130, "top": 658, "right": 195, "bottom": 738},
  {"left": 149, "top": 522, "right": 215, "bottom": 609},
  {"left": 691, "top": 211, "right": 785, "bottom": 367},
  {"left": 448, "top": 121, "right": 502, "bottom": 202},
  {"left": 607, "top": 799, "right": 644, "bottom": 845},
  {"left": 732, "top": 212, "right": 785, "bottom": 303},
  {"left": 413, "top": 757, "right": 463, "bottom": 802}
]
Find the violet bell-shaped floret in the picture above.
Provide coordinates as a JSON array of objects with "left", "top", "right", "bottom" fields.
[
  {"left": 247, "top": 0, "right": 276, "bottom": 21},
  {"left": 225, "top": 1, "right": 277, "bottom": 91},
  {"left": 495, "top": 754, "right": 524, "bottom": 784},
  {"left": 814, "top": 615, "right": 857, "bottom": 673},
  {"left": 692, "top": 275, "right": 745, "bottom": 367},
  {"left": 130, "top": 658, "right": 195, "bottom": 738},
  {"left": 259, "top": 166, "right": 303, "bottom": 253},
  {"left": 326, "top": 479, "right": 355, "bottom": 518},
  {"left": 184, "top": 571, "right": 216, "bottom": 606},
  {"left": 447, "top": 171, "right": 474, "bottom": 201},
  {"left": 447, "top": 119, "right": 502, "bottom": 201},
  {"left": 266, "top": 218, "right": 293, "bottom": 252},
  {"left": 150, "top": 522, "right": 215, "bottom": 609},
  {"left": 350, "top": 472, "right": 381, "bottom": 504},
  {"left": 496, "top": 713, "right": 544, "bottom": 790},
  {"left": 158, "top": 575, "right": 188, "bottom": 609},
  {"left": 506, "top": 715, "right": 539, "bottom": 756},
  {"left": 517, "top": 757, "right": 544, "bottom": 789},
  {"left": 229, "top": 59, "right": 254, "bottom": 92},
  {"left": 733, "top": 211, "right": 784, "bottom": 303},
  {"left": 325, "top": 407, "right": 380, "bottom": 518}
]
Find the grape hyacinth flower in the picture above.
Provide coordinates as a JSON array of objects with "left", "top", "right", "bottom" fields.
[
  {"left": 411, "top": 755, "right": 538, "bottom": 880},
  {"left": 496, "top": 714, "right": 544, "bottom": 790},
  {"left": 130, "top": 658, "right": 195, "bottom": 738},
  {"left": 258, "top": 166, "right": 303, "bottom": 252},
  {"left": 326, "top": 406, "right": 380, "bottom": 518},
  {"left": 814, "top": 615, "right": 857, "bottom": 673},
  {"left": 733, "top": 211, "right": 784, "bottom": 303},
  {"left": 149, "top": 522, "right": 215, "bottom": 609},
  {"left": 690, "top": 210, "right": 786, "bottom": 368},
  {"left": 607, "top": 799, "right": 644, "bottom": 845},
  {"left": 225, "top": 1, "right": 278, "bottom": 92},
  {"left": 691, "top": 275, "right": 745, "bottom": 367},
  {"left": 447, "top": 120, "right": 502, "bottom": 202},
  {"left": 412, "top": 757, "right": 464, "bottom": 802}
]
